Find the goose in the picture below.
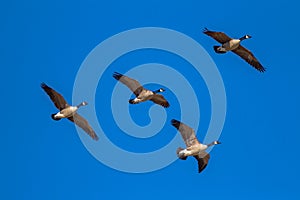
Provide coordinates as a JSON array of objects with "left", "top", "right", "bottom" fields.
[
  {"left": 171, "top": 119, "right": 220, "bottom": 173},
  {"left": 203, "top": 28, "right": 266, "bottom": 72},
  {"left": 113, "top": 72, "right": 170, "bottom": 108},
  {"left": 41, "top": 83, "right": 99, "bottom": 141}
]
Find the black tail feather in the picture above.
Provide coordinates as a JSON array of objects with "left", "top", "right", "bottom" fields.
[
  {"left": 113, "top": 72, "right": 123, "bottom": 80},
  {"left": 51, "top": 114, "right": 61, "bottom": 121},
  {"left": 176, "top": 147, "right": 187, "bottom": 160},
  {"left": 129, "top": 99, "right": 135, "bottom": 104}
]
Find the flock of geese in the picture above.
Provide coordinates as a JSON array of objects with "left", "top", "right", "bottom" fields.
[{"left": 42, "top": 28, "right": 266, "bottom": 173}]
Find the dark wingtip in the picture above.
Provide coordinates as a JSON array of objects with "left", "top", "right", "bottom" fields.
[
  {"left": 113, "top": 72, "right": 123, "bottom": 80},
  {"left": 259, "top": 67, "right": 266, "bottom": 73},
  {"left": 254, "top": 64, "right": 266, "bottom": 73},
  {"left": 171, "top": 119, "right": 180, "bottom": 128},
  {"left": 203, "top": 27, "right": 209, "bottom": 33},
  {"left": 162, "top": 102, "right": 170, "bottom": 108},
  {"left": 93, "top": 135, "right": 99, "bottom": 141},
  {"left": 41, "top": 82, "right": 47, "bottom": 88},
  {"left": 171, "top": 119, "right": 178, "bottom": 124},
  {"left": 198, "top": 165, "right": 208, "bottom": 173}
]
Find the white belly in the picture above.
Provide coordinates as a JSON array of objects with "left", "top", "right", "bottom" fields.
[
  {"left": 179, "top": 149, "right": 195, "bottom": 157},
  {"left": 179, "top": 144, "right": 208, "bottom": 157},
  {"left": 55, "top": 106, "right": 78, "bottom": 118}
]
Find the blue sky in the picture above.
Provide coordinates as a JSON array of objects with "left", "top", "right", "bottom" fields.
[{"left": 1, "top": 0, "right": 300, "bottom": 199}]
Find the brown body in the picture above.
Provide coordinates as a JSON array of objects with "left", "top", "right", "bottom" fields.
[
  {"left": 41, "top": 83, "right": 99, "bottom": 141},
  {"left": 113, "top": 72, "right": 170, "bottom": 108},
  {"left": 203, "top": 28, "right": 266, "bottom": 72},
  {"left": 172, "top": 119, "right": 220, "bottom": 173}
]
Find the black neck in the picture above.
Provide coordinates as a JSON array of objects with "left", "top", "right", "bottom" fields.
[
  {"left": 239, "top": 36, "right": 247, "bottom": 41},
  {"left": 77, "top": 102, "right": 85, "bottom": 108},
  {"left": 207, "top": 141, "right": 216, "bottom": 147}
]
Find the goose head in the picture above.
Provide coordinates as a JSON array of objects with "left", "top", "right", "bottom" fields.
[
  {"left": 153, "top": 88, "right": 165, "bottom": 93},
  {"left": 240, "top": 34, "right": 252, "bottom": 41},
  {"left": 207, "top": 140, "right": 221, "bottom": 147},
  {"left": 77, "top": 101, "right": 88, "bottom": 107},
  {"left": 81, "top": 101, "right": 88, "bottom": 106}
]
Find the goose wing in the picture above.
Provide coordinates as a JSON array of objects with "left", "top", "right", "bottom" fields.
[
  {"left": 68, "top": 114, "right": 99, "bottom": 141},
  {"left": 41, "top": 83, "right": 69, "bottom": 110},
  {"left": 232, "top": 45, "right": 266, "bottom": 72},
  {"left": 203, "top": 28, "right": 232, "bottom": 44},
  {"left": 150, "top": 94, "right": 170, "bottom": 108},
  {"left": 171, "top": 119, "right": 200, "bottom": 147},
  {"left": 113, "top": 72, "right": 144, "bottom": 96},
  {"left": 193, "top": 152, "right": 210, "bottom": 173}
]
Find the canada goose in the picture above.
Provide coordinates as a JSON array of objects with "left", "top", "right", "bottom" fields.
[
  {"left": 203, "top": 28, "right": 266, "bottom": 72},
  {"left": 113, "top": 72, "right": 170, "bottom": 108},
  {"left": 171, "top": 119, "right": 220, "bottom": 173},
  {"left": 41, "top": 83, "right": 99, "bottom": 141}
]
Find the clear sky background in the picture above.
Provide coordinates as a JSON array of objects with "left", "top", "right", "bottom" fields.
[{"left": 1, "top": 0, "right": 300, "bottom": 199}]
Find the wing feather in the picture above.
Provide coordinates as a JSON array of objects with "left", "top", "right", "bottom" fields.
[
  {"left": 150, "top": 94, "right": 170, "bottom": 108},
  {"left": 203, "top": 28, "right": 232, "bottom": 44},
  {"left": 41, "top": 83, "right": 69, "bottom": 110},
  {"left": 113, "top": 72, "right": 143, "bottom": 96},
  {"left": 171, "top": 119, "right": 199, "bottom": 147},
  {"left": 68, "top": 113, "right": 99, "bottom": 141},
  {"left": 193, "top": 152, "right": 210, "bottom": 173},
  {"left": 232, "top": 45, "right": 266, "bottom": 72}
]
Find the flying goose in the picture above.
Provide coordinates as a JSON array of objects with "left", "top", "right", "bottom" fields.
[
  {"left": 171, "top": 119, "right": 220, "bottom": 173},
  {"left": 113, "top": 72, "right": 170, "bottom": 108},
  {"left": 41, "top": 83, "right": 99, "bottom": 141},
  {"left": 203, "top": 28, "right": 266, "bottom": 72}
]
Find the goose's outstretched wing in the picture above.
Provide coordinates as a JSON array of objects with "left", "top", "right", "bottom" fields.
[
  {"left": 68, "top": 114, "right": 99, "bottom": 141},
  {"left": 113, "top": 72, "right": 144, "bottom": 96},
  {"left": 150, "top": 94, "right": 170, "bottom": 108},
  {"left": 193, "top": 152, "right": 210, "bottom": 173},
  {"left": 41, "top": 83, "right": 69, "bottom": 110},
  {"left": 232, "top": 45, "right": 266, "bottom": 72},
  {"left": 171, "top": 119, "right": 199, "bottom": 147},
  {"left": 203, "top": 28, "right": 232, "bottom": 44}
]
